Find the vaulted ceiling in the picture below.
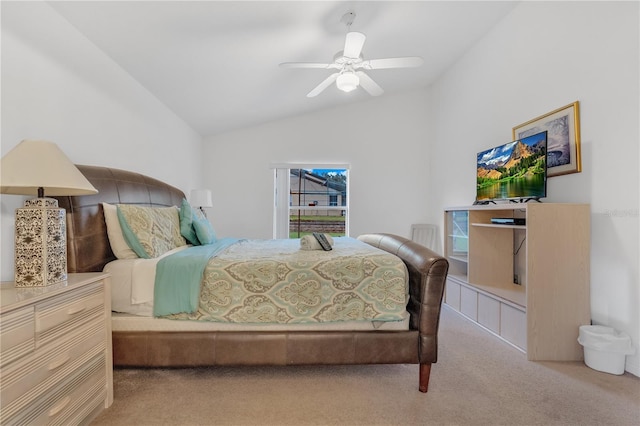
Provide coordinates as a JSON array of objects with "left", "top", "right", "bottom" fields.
[{"left": 48, "top": 1, "right": 518, "bottom": 137}]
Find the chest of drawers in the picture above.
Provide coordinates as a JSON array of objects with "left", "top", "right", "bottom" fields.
[{"left": 0, "top": 273, "right": 113, "bottom": 425}]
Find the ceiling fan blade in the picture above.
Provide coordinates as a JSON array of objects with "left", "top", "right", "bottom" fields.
[
  {"left": 279, "top": 62, "right": 334, "bottom": 69},
  {"left": 356, "top": 71, "right": 384, "bottom": 96},
  {"left": 343, "top": 31, "right": 366, "bottom": 59},
  {"left": 307, "top": 73, "right": 339, "bottom": 97},
  {"left": 361, "top": 57, "right": 424, "bottom": 70}
]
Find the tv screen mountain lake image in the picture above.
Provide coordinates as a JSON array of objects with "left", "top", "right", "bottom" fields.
[{"left": 476, "top": 131, "right": 547, "bottom": 201}]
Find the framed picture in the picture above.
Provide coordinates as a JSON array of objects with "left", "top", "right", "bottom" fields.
[{"left": 513, "top": 101, "right": 581, "bottom": 177}]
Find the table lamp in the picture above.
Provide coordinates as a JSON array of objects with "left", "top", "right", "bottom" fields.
[
  {"left": 190, "top": 189, "right": 212, "bottom": 217},
  {"left": 1, "top": 140, "right": 98, "bottom": 287}
]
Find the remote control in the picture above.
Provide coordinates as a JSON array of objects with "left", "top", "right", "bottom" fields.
[{"left": 313, "top": 232, "right": 332, "bottom": 251}]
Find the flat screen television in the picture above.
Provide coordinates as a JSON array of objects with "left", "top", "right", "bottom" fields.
[{"left": 476, "top": 131, "right": 547, "bottom": 203}]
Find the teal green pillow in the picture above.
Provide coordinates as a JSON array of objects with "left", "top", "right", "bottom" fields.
[
  {"left": 179, "top": 199, "right": 200, "bottom": 246},
  {"left": 192, "top": 210, "right": 217, "bottom": 245}
]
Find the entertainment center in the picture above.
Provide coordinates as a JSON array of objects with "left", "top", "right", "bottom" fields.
[{"left": 444, "top": 203, "right": 590, "bottom": 360}]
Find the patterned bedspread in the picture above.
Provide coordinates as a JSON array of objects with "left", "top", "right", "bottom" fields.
[{"left": 163, "top": 237, "right": 409, "bottom": 324}]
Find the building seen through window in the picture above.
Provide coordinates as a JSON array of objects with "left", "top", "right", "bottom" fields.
[{"left": 285, "top": 168, "right": 348, "bottom": 238}]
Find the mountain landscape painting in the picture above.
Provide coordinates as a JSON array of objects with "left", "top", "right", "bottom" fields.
[
  {"left": 513, "top": 102, "right": 581, "bottom": 177},
  {"left": 518, "top": 114, "right": 569, "bottom": 168}
]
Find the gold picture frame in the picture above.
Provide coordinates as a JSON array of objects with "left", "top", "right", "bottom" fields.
[{"left": 513, "top": 101, "right": 581, "bottom": 177}]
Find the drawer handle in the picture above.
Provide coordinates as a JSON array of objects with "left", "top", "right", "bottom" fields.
[
  {"left": 66, "top": 305, "right": 86, "bottom": 315},
  {"left": 48, "top": 396, "right": 71, "bottom": 417},
  {"left": 48, "top": 355, "right": 71, "bottom": 370}
]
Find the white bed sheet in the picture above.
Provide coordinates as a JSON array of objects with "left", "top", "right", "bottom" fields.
[{"left": 104, "top": 246, "right": 189, "bottom": 317}]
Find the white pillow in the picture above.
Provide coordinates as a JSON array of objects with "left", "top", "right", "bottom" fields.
[{"left": 102, "top": 202, "right": 138, "bottom": 259}]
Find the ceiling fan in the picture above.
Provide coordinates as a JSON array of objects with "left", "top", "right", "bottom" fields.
[{"left": 280, "top": 11, "right": 424, "bottom": 98}]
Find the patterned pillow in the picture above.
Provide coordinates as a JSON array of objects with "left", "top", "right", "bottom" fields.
[{"left": 116, "top": 204, "right": 186, "bottom": 258}]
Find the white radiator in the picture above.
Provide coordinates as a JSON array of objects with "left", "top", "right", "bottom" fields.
[{"left": 410, "top": 224, "right": 441, "bottom": 254}]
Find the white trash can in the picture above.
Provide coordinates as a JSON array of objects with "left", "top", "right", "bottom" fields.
[{"left": 578, "top": 325, "right": 635, "bottom": 375}]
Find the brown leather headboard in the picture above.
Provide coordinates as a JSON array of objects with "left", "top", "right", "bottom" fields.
[{"left": 53, "top": 165, "right": 185, "bottom": 273}]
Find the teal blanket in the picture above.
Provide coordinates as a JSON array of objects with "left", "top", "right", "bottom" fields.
[{"left": 153, "top": 238, "right": 239, "bottom": 316}]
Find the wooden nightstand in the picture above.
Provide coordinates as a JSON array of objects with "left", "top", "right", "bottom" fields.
[{"left": 0, "top": 272, "right": 113, "bottom": 425}]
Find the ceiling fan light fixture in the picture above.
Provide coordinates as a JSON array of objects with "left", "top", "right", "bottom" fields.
[{"left": 336, "top": 72, "right": 359, "bottom": 92}]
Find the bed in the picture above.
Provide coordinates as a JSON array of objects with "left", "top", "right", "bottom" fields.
[{"left": 54, "top": 165, "right": 449, "bottom": 392}]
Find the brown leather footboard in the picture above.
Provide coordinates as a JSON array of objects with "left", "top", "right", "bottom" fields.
[{"left": 357, "top": 233, "right": 449, "bottom": 364}]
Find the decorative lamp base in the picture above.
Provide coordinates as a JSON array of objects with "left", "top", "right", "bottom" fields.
[{"left": 14, "top": 197, "right": 67, "bottom": 287}]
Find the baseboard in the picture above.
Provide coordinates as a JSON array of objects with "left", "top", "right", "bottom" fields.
[{"left": 624, "top": 357, "right": 640, "bottom": 377}]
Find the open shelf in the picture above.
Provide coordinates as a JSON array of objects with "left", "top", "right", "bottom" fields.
[
  {"left": 449, "top": 255, "right": 468, "bottom": 264},
  {"left": 471, "top": 223, "right": 526, "bottom": 230},
  {"left": 447, "top": 272, "right": 468, "bottom": 283}
]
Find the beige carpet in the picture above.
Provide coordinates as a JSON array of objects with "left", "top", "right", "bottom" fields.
[{"left": 92, "top": 306, "right": 640, "bottom": 425}]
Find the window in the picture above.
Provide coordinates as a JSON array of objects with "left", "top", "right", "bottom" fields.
[{"left": 273, "top": 164, "right": 349, "bottom": 239}]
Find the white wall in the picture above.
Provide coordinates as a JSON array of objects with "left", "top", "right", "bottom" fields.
[
  {"left": 428, "top": 1, "right": 639, "bottom": 375},
  {"left": 1, "top": 2, "right": 203, "bottom": 280},
  {"left": 203, "top": 90, "right": 432, "bottom": 240}
]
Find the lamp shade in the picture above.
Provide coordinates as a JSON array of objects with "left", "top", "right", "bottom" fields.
[
  {"left": 190, "top": 189, "right": 212, "bottom": 208},
  {"left": 1, "top": 139, "right": 98, "bottom": 196}
]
